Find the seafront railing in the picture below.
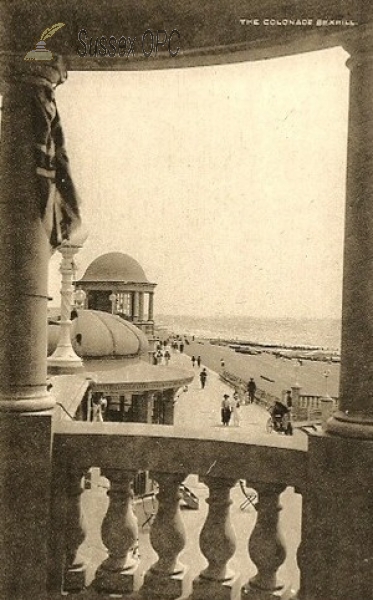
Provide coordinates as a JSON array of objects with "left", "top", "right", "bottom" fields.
[
  {"left": 221, "top": 370, "right": 338, "bottom": 424},
  {"left": 220, "top": 370, "right": 281, "bottom": 409},
  {"left": 48, "top": 422, "right": 308, "bottom": 599}
]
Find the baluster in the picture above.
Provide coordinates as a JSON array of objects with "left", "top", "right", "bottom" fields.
[
  {"left": 142, "top": 472, "right": 187, "bottom": 599},
  {"left": 243, "top": 482, "right": 287, "bottom": 597},
  {"left": 94, "top": 468, "right": 139, "bottom": 594},
  {"left": 295, "top": 487, "right": 312, "bottom": 600},
  {"left": 192, "top": 477, "right": 238, "bottom": 600},
  {"left": 63, "top": 467, "right": 88, "bottom": 592}
]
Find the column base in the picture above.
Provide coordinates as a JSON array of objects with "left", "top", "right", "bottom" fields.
[
  {"left": 0, "top": 413, "right": 53, "bottom": 600},
  {"left": 326, "top": 410, "right": 373, "bottom": 439},
  {"left": 242, "top": 583, "right": 292, "bottom": 600},
  {"left": 0, "top": 389, "right": 55, "bottom": 413},
  {"left": 47, "top": 362, "right": 85, "bottom": 375},
  {"left": 48, "top": 352, "right": 84, "bottom": 375},
  {"left": 63, "top": 564, "right": 87, "bottom": 593},
  {"left": 191, "top": 572, "right": 240, "bottom": 600},
  {"left": 301, "top": 434, "right": 373, "bottom": 600},
  {"left": 141, "top": 564, "right": 187, "bottom": 599},
  {"left": 94, "top": 560, "right": 138, "bottom": 595}
]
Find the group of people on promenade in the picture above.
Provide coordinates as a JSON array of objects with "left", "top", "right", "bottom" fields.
[
  {"left": 154, "top": 347, "right": 171, "bottom": 365},
  {"left": 191, "top": 355, "right": 202, "bottom": 368},
  {"left": 221, "top": 390, "right": 241, "bottom": 427}
]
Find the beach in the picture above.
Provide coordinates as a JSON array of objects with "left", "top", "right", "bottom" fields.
[{"left": 160, "top": 336, "right": 340, "bottom": 402}]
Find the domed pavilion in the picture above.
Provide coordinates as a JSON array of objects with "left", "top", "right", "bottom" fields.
[
  {"left": 48, "top": 309, "right": 193, "bottom": 425},
  {"left": 77, "top": 252, "right": 156, "bottom": 336}
]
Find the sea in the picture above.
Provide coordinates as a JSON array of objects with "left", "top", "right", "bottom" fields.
[{"left": 156, "top": 314, "right": 341, "bottom": 351}]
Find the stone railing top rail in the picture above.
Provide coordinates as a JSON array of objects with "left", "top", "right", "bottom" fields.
[{"left": 53, "top": 421, "right": 308, "bottom": 490}]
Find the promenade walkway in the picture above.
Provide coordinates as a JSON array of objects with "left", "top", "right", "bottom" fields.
[
  {"left": 77, "top": 352, "right": 302, "bottom": 597},
  {"left": 180, "top": 338, "right": 340, "bottom": 400},
  {"left": 172, "top": 350, "right": 269, "bottom": 433}
]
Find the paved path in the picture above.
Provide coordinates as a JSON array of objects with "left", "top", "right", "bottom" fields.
[{"left": 171, "top": 350, "right": 269, "bottom": 433}]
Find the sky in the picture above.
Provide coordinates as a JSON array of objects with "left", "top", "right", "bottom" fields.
[{"left": 48, "top": 46, "right": 350, "bottom": 319}]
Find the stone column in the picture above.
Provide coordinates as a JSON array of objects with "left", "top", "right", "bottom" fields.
[
  {"left": 327, "top": 26, "right": 373, "bottom": 439},
  {"left": 139, "top": 292, "right": 145, "bottom": 321},
  {"left": 0, "top": 54, "right": 67, "bottom": 599},
  {"left": 133, "top": 291, "right": 140, "bottom": 322},
  {"left": 162, "top": 389, "right": 176, "bottom": 425},
  {"left": 137, "top": 393, "right": 153, "bottom": 423},
  {"left": 291, "top": 384, "right": 301, "bottom": 422},
  {"left": 300, "top": 27, "right": 373, "bottom": 600},
  {"left": 148, "top": 292, "right": 154, "bottom": 321}
]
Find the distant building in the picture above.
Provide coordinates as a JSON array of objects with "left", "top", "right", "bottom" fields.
[{"left": 77, "top": 252, "right": 156, "bottom": 337}]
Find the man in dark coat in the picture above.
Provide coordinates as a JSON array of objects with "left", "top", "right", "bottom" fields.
[
  {"left": 200, "top": 368, "right": 207, "bottom": 389},
  {"left": 247, "top": 378, "right": 257, "bottom": 403}
]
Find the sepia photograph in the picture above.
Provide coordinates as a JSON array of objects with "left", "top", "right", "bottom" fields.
[{"left": 0, "top": 2, "right": 372, "bottom": 599}]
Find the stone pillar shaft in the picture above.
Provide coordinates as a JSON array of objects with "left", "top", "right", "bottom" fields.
[
  {"left": 133, "top": 291, "right": 140, "bottom": 320},
  {"left": 0, "top": 67, "right": 57, "bottom": 412},
  {"left": 327, "top": 29, "right": 373, "bottom": 438},
  {"left": 139, "top": 292, "right": 145, "bottom": 321},
  {"left": 148, "top": 292, "right": 154, "bottom": 321},
  {"left": 0, "top": 54, "right": 67, "bottom": 600}
]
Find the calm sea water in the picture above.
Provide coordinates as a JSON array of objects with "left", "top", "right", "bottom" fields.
[{"left": 156, "top": 314, "right": 341, "bottom": 350}]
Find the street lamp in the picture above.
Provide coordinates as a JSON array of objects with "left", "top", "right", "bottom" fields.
[
  {"left": 48, "top": 225, "right": 88, "bottom": 373},
  {"left": 321, "top": 366, "right": 334, "bottom": 431},
  {"left": 323, "top": 368, "right": 331, "bottom": 397}
]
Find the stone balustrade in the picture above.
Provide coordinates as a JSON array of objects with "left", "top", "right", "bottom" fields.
[{"left": 48, "top": 422, "right": 307, "bottom": 599}]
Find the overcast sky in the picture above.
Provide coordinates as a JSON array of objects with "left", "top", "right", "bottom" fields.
[{"left": 49, "top": 46, "right": 350, "bottom": 319}]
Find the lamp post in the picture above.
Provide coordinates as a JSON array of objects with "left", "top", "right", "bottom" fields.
[
  {"left": 323, "top": 368, "right": 331, "bottom": 397},
  {"left": 48, "top": 226, "right": 88, "bottom": 373},
  {"left": 321, "top": 366, "right": 333, "bottom": 430}
]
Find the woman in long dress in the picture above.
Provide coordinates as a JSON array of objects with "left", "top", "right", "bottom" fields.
[{"left": 232, "top": 390, "right": 241, "bottom": 427}]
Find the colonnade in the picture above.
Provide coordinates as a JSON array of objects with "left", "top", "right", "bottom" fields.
[
  {"left": 110, "top": 290, "right": 154, "bottom": 322},
  {"left": 0, "top": 24, "right": 373, "bottom": 600}
]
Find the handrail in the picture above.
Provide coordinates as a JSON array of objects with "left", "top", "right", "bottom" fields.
[{"left": 53, "top": 421, "right": 308, "bottom": 490}]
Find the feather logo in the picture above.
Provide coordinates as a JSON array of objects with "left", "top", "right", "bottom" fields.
[
  {"left": 25, "top": 23, "right": 65, "bottom": 61},
  {"left": 40, "top": 23, "right": 65, "bottom": 42}
]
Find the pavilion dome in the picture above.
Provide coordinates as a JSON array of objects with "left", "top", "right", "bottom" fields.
[
  {"left": 48, "top": 309, "right": 149, "bottom": 359},
  {"left": 80, "top": 252, "right": 149, "bottom": 283}
]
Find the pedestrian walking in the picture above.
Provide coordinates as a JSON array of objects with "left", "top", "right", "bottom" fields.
[
  {"left": 247, "top": 378, "right": 257, "bottom": 404},
  {"left": 200, "top": 368, "right": 207, "bottom": 389},
  {"left": 220, "top": 358, "right": 225, "bottom": 370},
  {"left": 232, "top": 390, "right": 241, "bottom": 427},
  {"left": 164, "top": 350, "right": 171, "bottom": 365},
  {"left": 221, "top": 394, "right": 231, "bottom": 426},
  {"left": 197, "top": 355, "right": 201, "bottom": 368},
  {"left": 191, "top": 355, "right": 196, "bottom": 368}
]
